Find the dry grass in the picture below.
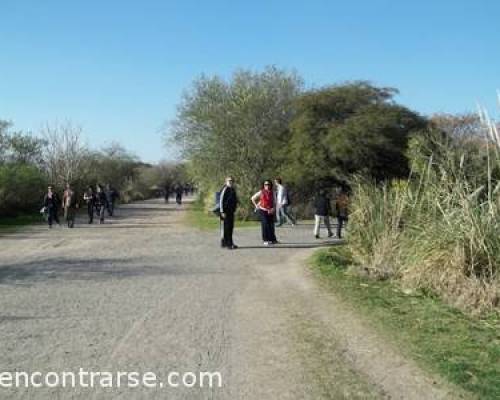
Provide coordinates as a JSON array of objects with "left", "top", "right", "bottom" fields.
[{"left": 347, "top": 101, "right": 500, "bottom": 314}]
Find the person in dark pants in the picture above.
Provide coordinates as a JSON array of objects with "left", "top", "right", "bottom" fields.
[
  {"left": 175, "top": 185, "right": 183, "bottom": 205},
  {"left": 105, "top": 184, "right": 119, "bottom": 216},
  {"left": 219, "top": 176, "right": 238, "bottom": 249},
  {"left": 43, "top": 185, "right": 61, "bottom": 228},
  {"left": 96, "top": 184, "right": 107, "bottom": 224},
  {"left": 314, "top": 188, "right": 333, "bottom": 239},
  {"left": 334, "top": 188, "right": 349, "bottom": 239},
  {"left": 83, "top": 186, "right": 96, "bottom": 224},
  {"left": 251, "top": 180, "right": 278, "bottom": 246},
  {"left": 164, "top": 185, "right": 171, "bottom": 204}
]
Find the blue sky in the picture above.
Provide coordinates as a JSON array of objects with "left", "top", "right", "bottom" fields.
[{"left": 1, "top": 0, "right": 499, "bottom": 162}]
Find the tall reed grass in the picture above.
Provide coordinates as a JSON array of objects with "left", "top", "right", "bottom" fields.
[{"left": 347, "top": 100, "right": 500, "bottom": 314}]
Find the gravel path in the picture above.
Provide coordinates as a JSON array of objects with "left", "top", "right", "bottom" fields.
[{"left": 0, "top": 199, "right": 463, "bottom": 399}]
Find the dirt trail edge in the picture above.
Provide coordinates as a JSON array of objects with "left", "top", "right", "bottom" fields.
[{"left": 0, "top": 199, "right": 464, "bottom": 400}]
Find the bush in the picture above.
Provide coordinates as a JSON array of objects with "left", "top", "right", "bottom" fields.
[
  {"left": 0, "top": 163, "right": 47, "bottom": 216},
  {"left": 347, "top": 128, "right": 500, "bottom": 314}
]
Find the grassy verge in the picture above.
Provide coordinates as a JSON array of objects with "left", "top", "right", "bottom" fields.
[
  {"left": 185, "top": 197, "right": 259, "bottom": 230},
  {"left": 0, "top": 214, "right": 43, "bottom": 232},
  {"left": 311, "top": 247, "right": 500, "bottom": 400}
]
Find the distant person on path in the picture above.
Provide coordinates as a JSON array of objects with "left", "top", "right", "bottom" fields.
[
  {"left": 251, "top": 180, "right": 278, "bottom": 246},
  {"left": 334, "top": 188, "right": 349, "bottom": 239},
  {"left": 83, "top": 186, "right": 96, "bottom": 224},
  {"left": 43, "top": 185, "right": 61, "bottom": 228},
  {"left": 175, "top": 185, "right": 183, "bottom": 205},
  {"left": 164, "top": 185, "right": 171, "bottom": 203},
  {"left": 274, "top": 177, "right": 295, "bottom": 227},
  {"left": 62, "top": 183, "right": 77, "bottom": 228},
  {"left": 105, "top": 184, "right": 119, "bottom": 216},
  {"left": 96, "top": 184, "right": 107, "bottom": 224},
  {"left": 314, "top": 188, "right": 334, "bottom": 239},
  {"left": 219, "top": 176, "right": 238, "bottom": 249}
]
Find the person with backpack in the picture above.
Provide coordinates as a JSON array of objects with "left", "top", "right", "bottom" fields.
[
  {"left": 43, "top": 185, "right": 61, "bottom": 228},
  {"left": 62, "top": 183, "right": 77, "bottom": 228},
  {"left": 218, "top": 176, "right": 238, "bottom": 249},
  {"left": 251, "top": 180, "right": 278, "bottom": 246},
  {"left": 313, "top": 188, "right": 334, "bottom": 239},
  {"left": 83, "top": 186, "right": 96, "bottom": 224},
  {"left": 274, "top": 177, "right": 296, "bottom": 227}
]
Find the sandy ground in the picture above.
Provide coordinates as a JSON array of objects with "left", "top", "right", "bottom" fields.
[{"left": 0, "top": 199, "right": 464, "bottom": 399}]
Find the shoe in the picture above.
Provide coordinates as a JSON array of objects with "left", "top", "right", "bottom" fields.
[
  {"left": 315, "top": 234, "right": 320, "bottom": 239},
  {"left": 227, "top": 244, "right": 238, "bottom": 250},
  {"left": 328, "top": 232, "right": 334, "bottom": 238},
  {"left": 271, "top": 240, "right": 279, "bottom": 244},
  {"left": 263, "top": 241, "right": 270, "bottom": 246}
]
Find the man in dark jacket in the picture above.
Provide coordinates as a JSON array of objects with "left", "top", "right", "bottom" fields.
[
  {"left": 219, "top": 176, "right": 238, "bottom": 249},
  {"left": 105, "top": 184, "right": 119, "bottom": 216},
  {"left": 43, "top": 185, "right": 61, "bottom": 228},
  {"left": 313, "top": 188, "right": 333, "bottom": 239},
  {"left": 83, "top": 186, "right": 96, "bottom": 224}
]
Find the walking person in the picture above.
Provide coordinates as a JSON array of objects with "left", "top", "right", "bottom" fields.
[
  {"left": 83, "top": 186, "right": 96, "bottom": 224},
  {"left": 334, "top": 188, "right": 349, "bottom": 239},
  {"left": 219, "top": 176, "right": 238, "bottom": 249},
  {"left": 164, "top": 185, "right": 171, "bottom": 204},
  {"left": 43, "top": 185, "right": 61, "bottom": 228},
  {"left": 95, "top": 184, "right": 107, "bottom": 224},
  {"left": 314, "top": 188, "right": 334, "bottom": 239},
  {"left": 105, "top": 184, "right": 119, "bottom": 216},
  {"left": 175, "top": 185, "right": 183, "bottom": 205},
  {"left": 251, "top": 180, "right": 278, "bottom": 246},
  {"left": 274, "top": 177, "right": 296, "bottom": 227},
  {"left": 62, "top": 183, "right": 77, "bottom": 228}
]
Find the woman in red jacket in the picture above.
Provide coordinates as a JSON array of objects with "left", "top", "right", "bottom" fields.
[{"left": 251, "top": 180, "right": 278, "bottom": 246}]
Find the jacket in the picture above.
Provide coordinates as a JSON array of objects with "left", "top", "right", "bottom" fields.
[
  {"left": 43, "top": 192, "right": 60, "bottom": 210},
  {"left": 220, "top": 185, "right": 238, "bottom": 214},
  {"left": 314, "top": 194, "right": 331, "bottom": 216}
]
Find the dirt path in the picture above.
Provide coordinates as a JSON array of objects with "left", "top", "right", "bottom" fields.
[{"left": 0, "top": 199, "right": 463, "bottom": 399}]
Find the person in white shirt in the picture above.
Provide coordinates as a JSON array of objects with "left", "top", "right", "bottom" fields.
[{"left": 274, "top": 177, "right": 296, "bottom": 227}]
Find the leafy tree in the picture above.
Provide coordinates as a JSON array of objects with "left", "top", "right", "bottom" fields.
[
  {"left": 286, "top": 82, "right": 427, "bottom": 193},
  {"left": 170, "top": 66, "right": 303, "bottom": 216}
]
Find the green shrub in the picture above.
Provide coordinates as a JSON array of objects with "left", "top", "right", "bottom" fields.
[{"left": 0, "top": 163, "right": 47, "bottom": 217}]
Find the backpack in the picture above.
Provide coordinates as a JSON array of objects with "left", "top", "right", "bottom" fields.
[{"left": 212, "top": 190, "right": 222, "bottom": 216}]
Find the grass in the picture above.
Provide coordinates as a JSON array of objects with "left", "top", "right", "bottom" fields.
[
  {"left": 185, "top": 197, "right": 259, "bottom": 230},
  {"left": 0, "top": 213, "right": 44, "bottom": 232},
  {"left": 312, "top": 246, "right": 500, "bottom": 400}
]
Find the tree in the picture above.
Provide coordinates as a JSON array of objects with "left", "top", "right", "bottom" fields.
[
  {"left": 286, "top": 82, "right": 427, "bottom": 193},
  {"left": 41, "top": 121, "right": 89, "bottom": 187},
  {"left": 169, "top": 66, "right": 303, "bottom": 216}
]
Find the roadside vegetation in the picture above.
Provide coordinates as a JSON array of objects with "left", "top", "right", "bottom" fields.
[
  {"left": 0, "top": 120, "right": 188, "bottom": 223},
  {"left": 312, "top": 247, "right": 500, "bottom": 400}
]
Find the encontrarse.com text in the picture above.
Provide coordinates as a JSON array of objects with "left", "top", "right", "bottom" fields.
[{"left": 0, "top": 370, "right": 222, "bottom": 389}]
